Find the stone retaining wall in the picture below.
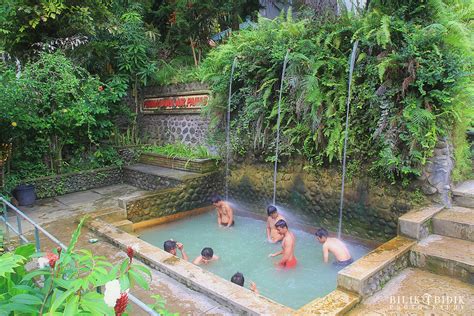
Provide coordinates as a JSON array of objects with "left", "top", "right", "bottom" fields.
[
  {"left": 362, "top": 253, "right": 410, "bottom": 297},
  {"left": 30, "top": 167, "right": 122, "bottom": 199},
  {"left": 123, "top": 167, "right": 181, "bottom": 191},
  {"left": 123, "top": 171, "right": 223, "bottom": 222},
  {"left": 139, "top": 83, "right": 210, "bottom": 145},
  {"left": 228, "top": 162, "right": 428, "bottom": 241}
]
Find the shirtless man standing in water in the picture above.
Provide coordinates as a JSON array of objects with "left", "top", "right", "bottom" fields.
[
  {"left": 269, "top": 219, "right": 297, "bottom": 268},
  {"left": 315, "top": 228, "right": 353, "bottom": 267},
  {"left": 266, "top": 205, "right": 285, "bottom": 243},
  {"left": 212, "top": 196, "right": 234, "bottom": 227}
]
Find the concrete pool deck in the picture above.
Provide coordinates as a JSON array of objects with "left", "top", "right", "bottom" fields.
[
  {"left": 6, "top": 183, "right": 473, "bottom": 315},
  {"left": 2, "top": 184, "right": 234, "bottom": 315}
]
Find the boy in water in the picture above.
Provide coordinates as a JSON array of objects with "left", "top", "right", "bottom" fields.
[
  {"left": 315, "top": 228, "right": 353, "bottom": 267},
  {"left": 268, "top": 219, "right": 297, "bottom": 268},
  {"left": 230, "top": 272, "right": 259, "bottom": 294},
  {"left": 212, "top": 195, "right": 234, "bottom": 227},
  {"left": 163, "top": 240, "right": 188, "bottom": 261},
  {"left": 266, "top": 205, "right": 285, "bottom": 243},
  {"left": 193, "top": 247, "right": 219, "bottom": 265}
]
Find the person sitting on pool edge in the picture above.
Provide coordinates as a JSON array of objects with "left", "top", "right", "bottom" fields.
[
  {"left": 268, "top": 219, "right": 297, "bottom": 268},
  {"left": 266, "top": 205, "right": 285, "bottom": 243},
  {"left": 163, "top": 240, "right": 188, "bottom": 261},
  {"left": 315, "top": 228, "right": 353, "bottom": 267},
  {"left": 193, "top": 247, "right": 219, "bottom": 265},
  {"left": 211, "top": 195, "right": 234, "bottom": 227},
  {"left": 230, "top": 272, "right": 259, "bottom": 294}
]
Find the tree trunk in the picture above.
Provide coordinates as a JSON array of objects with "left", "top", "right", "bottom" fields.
[{"left": 190, "top": 37, "right": 198, "bottom": 66}]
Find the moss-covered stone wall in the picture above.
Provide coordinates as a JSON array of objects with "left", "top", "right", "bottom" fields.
[
  {"left": 124, "top": 171, "right": 223, "bottom": 222},
  {"left": 228, "top": 161, "right": 428, "bottom": 241},
  {"left": 30, "top": 167, "right": 122, "bottom": 199}
]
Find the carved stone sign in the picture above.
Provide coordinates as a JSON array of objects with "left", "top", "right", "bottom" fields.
[{"left": 142, "top": 94, "right": 208, "bottom": 114}]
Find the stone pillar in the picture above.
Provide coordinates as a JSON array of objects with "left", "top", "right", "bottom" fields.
[{"left": 420, "top": 137, "right": 454, "bottom": 207}]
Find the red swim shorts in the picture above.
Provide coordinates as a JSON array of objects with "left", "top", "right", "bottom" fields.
[{"left": 280, "top": 257, "right": 297, "bottom": 268}]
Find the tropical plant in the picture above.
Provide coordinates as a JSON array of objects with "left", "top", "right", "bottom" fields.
[
  {"left": 144, "top": 143, "right": 217, "bottom": 160},
  {"left": 0, "top": 217, "right": 169, "bottom": 315},
  {"left": 200, "top": 0, "right": 473, "bottom": 183}
]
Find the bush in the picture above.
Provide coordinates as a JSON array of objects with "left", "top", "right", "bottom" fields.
[
  {"left": 0, "top": 218, "right": 172, "bottom": 315},
  {"left": 201, "top": 1, "right": 473, "bottom": 183}
]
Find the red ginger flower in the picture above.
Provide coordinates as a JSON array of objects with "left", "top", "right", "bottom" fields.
[
  {"left": 126, "top": 246, "right": 134, "bottom": 263},
  {"left": 114, "top": 292, "right": 129, "bottom": 316},
  {"left": 46, "top": 252, "right": 59, "bottom": 269}
]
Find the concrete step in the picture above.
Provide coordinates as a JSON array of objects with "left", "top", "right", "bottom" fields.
[
  {"left": 296, "top": 289, "right": 360, "bottom": 316},
  {"left": 410, "top": 234, "right": 474, "bottom": 284},
  {"left": 123, "top": 163, "right": 203, "bottom": 191},
  {"left": 433, "top": 206, "right": 474, "bottom": 242},
  {"left": 398, "top": 205, "right": 444, "bottom": 240},
  {"left": 338, "top": 236, "right": 416, "bottom": 297},
  {"left": 453, "top": 180, "right": 474, "bottom": 208},
  {"left": 111, "top": 219, "right": 134, "bottom": 233}
]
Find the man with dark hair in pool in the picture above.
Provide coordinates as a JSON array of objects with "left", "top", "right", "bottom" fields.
[
  {"left": 266, "top": 205, "right": 285, "bottom": 243},
  {"left": 211, "top": 195, "right": 234, "bottom": 227},
  {"left": 268, "top": 219, "right": 297, "bottom": 268},
  {"left": 193, "top": 247, "right": 219, "bottom": 265},
  {"left": 163, "top": 240, "right": 188, "bottom": 261},
  {"left": 315, "top": 228, "right": 353, "bottom": 267},
  {"left": 230, "top": 272, "right": 259, "bottom": 294}
]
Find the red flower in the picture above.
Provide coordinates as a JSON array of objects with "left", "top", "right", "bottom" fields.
[
  {"left": 45, "top": 252, "right": 59, "bottom": 269},
  {"left": 98, "top": 85, "right": 104, "bottom": 91},
  {"left": 126, "top": 246, "right": 134, "bottom": 263},
  {"left": 114, "top": 292, "right": 129, "bottom": 316}
]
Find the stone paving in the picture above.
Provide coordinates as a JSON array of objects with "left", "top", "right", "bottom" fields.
[
  {"left": 348, "top": 268, "right": 474, "bottom": 315},
  {"left": 3, "top": 184, "right": 233, "bottom": 315}
]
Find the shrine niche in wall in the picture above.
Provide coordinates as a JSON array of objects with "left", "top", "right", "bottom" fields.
[{"left": 141, "top": 91, "right": 209, "bottom": 114}]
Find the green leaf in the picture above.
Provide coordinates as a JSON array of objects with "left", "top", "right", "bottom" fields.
[
  {"left": 67, "top": 217, "right": 87, "bottom": 253},
  {"left": 0, "top": 253, "right": 26, "bottom": 278},
  {"left": 129, "top": 270, "right": 149, "bottom": 290},
  {"left": 119, "top": 273, "right": 130, "bottom": 291},
  {"left": 11, "top": 293, "right": 43, "bottom": 305},
  {"left": 22, "top": 269, "right": 51, "bottom": 282},
  {"left": 14, "top": 243, "right": 35, "bottom": 258},
  {"left": 63, "top": 295, "right": 79, "bottom": 316},
  {"left": 131, "top": 264, "right": 152, "bottom": 278},
  {"left": 80, "top": 292, "right": 114, "bottom": 316}
]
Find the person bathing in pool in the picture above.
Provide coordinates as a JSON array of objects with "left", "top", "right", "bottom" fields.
[
  {"left": 193, "top": 247, "right": 219, "bottom": 265},
  {"left": 266, "top": 205, "right": 285, "bottom": 243},
  {"left": 163, "top": 240, "right": 188, "bottom": 261},
  {"left": 211, "top": 195, "right": 234, "bottom": 227},
  {"left": 230, "top": 272, "right": 259, "bottom": 294},
  {"left": 268, "top": 219, "right": 297, "bottom": 268},
  {"left": 315, "top": 228, "right": 353, "bottom": 267}
]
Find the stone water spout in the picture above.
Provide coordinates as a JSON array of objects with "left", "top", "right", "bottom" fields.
[{"left": 338, "top": 40, "right": 359, "bottom": 239}]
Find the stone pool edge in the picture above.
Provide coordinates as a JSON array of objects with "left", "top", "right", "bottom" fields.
[{"left": 87, "top": 217, "right": 295, "bottom": 315}]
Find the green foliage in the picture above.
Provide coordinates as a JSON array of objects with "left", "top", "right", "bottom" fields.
[
  {"left": 0, "top": 219, "right": 170, "bottom": 315},
  {"left": 144, "top": 143, "right": 217, "bottom": 160},
  {"left": 201, "top": 1, "right": 472, "bottom": 183},
  {"left": 0, "top": 52, "right": 125, "bottom": 175}
]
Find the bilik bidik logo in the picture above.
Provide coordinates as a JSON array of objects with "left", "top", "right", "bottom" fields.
[{"left": 389, "top": 293, "right": 465, "bottom": 312}]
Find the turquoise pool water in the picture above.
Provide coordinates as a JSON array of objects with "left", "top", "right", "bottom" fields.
[{"left": 138, "top": 212, "right": 372, "bottom": 309}]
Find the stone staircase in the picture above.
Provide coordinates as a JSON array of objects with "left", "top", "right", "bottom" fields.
[
  {"left": 343, "top": 180, "right": 474, "bottom": 315},
  {"left": 402, "top": 182, "right": 474, "bottom": 285}
]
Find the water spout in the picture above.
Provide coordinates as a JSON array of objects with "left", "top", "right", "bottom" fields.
[
  {"left": 225, "top": 57, "right": 238, "bottom": 200},
  {"left": 338, "top": 41, "right": 359, "bottom": 239},
  {"left": 273, "top": 49, "right": 291, "bottom": 205}
]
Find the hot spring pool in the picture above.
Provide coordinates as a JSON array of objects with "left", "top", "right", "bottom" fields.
[{"left": 137, "top": 211, "right": 372, "bottom": 309}]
